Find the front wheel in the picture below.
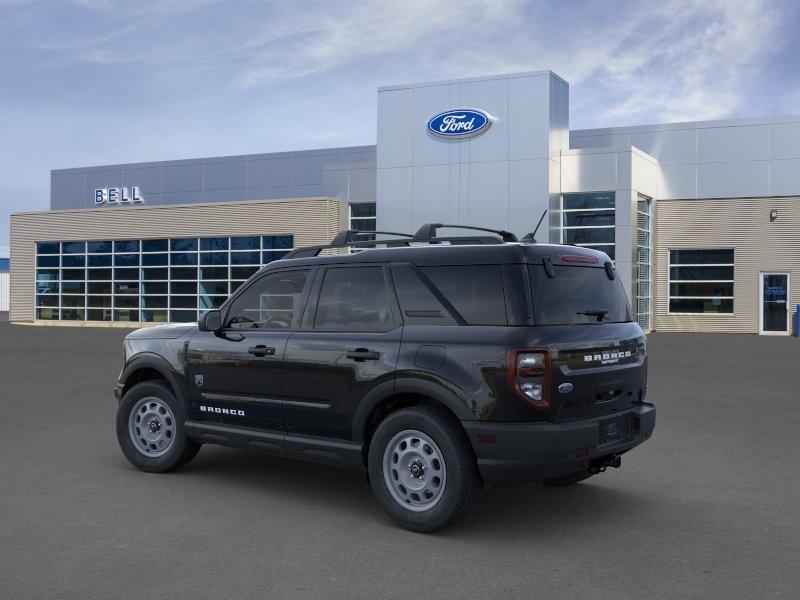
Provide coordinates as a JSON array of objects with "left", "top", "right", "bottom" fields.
[
  {"left": 368, "top": 407, "right": 482, "bottom": 532},
  {"left": 116, "top": 380, "right": 201, "bottom": 473}
]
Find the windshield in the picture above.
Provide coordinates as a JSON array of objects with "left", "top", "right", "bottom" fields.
[{"left": 530, "top": 264, "right": 633, "bottom": 325}]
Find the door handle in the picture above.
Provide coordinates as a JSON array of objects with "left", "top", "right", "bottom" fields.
[
  {"left": 248, "top": 345, "right": 276, "bottom": 357},
  {"left": 346, "top": 348, "right": 381, "bottom": 362}
]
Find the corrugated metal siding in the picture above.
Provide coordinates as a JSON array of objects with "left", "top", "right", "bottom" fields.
[
  {"left": 0, "top": 271, "right": 9, "bottom": 311},
  {"left": 654, "top": 197, "right": 800, "bottom": 333},
  {"left": 10, "top": 198, "right": 346, "bottom": 322}
]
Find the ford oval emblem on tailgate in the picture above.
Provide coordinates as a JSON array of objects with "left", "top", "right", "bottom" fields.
[{"left": 558, "top": 382, "right": 574, "bottom": 394}]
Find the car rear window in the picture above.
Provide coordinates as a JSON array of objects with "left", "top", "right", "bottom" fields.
[
  {"left": 530, "top": 265, "right": 632, "bottom": 325},
  {"left": 421, "top": 265, "right": 507, "bottom": 325}
]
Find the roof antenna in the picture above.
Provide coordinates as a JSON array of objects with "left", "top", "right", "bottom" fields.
[{"left": 521, "top": 210, "right": 548, "bottom": 244}]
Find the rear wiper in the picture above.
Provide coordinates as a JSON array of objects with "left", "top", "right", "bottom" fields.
[{"left": 577, "top": 309, "right": 609, "bottom": 322}]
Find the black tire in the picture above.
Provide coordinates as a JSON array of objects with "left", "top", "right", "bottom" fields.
[
  {"left": 368, "top": 406, "right": 482, "bottom": 532},
  {"left": 542, "top": 470, "right": 594, "bottom": 487},
  {"left": 116, "top": 380, "right": 201, "bottom": 473}
]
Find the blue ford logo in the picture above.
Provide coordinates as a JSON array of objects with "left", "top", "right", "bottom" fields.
[
  {"left": 427, "top": 108, "right": 493, "bottom": 139},
  {"left": 558, "top": 382, "right": 574, "bottom": 394}
]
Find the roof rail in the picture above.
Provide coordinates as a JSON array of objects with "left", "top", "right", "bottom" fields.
[
  {"left": 411, "top": 223, "right": 518, "bottom": 244},
  {"left": 284, "top": 230, "right": 413, "bottom": 259}
]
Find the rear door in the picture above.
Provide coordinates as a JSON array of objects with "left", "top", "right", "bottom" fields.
[
  {"left": 282, "top": 264, "right": 402, "bottom": 439},
  {"left": 185, "top": 268, "right": 313, "bottom": 431},
  {"left": 528, "top": 261, "right": 647, "bottom": 425}
]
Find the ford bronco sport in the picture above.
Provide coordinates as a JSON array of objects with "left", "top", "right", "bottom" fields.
[{"left": 115, "top": 223, "right": 655, "bottom": 532}]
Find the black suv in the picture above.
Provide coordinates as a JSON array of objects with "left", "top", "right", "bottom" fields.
[{"left": 115, "top": 224, "right": 655, "bottom": 532}]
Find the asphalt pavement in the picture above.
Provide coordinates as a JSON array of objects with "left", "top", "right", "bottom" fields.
[{"left": 1, "top": 322, "right": 798, "bottom": 599}]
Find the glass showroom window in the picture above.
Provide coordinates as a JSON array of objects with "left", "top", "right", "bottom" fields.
[
  {"left": 635, "top": 196, "right": 652, "bottom": 329},
  {"left": 349, "top": 202, "right": 376, "bottom": 252},
  {"left": 35, "top": 235, "right": 293, "bottom": 323},
  {"left": 560, "top": 192, "right": 615, "bottom": 259},
  {"left": 668, "top": 249, "right": 734, "bottom": 314}
]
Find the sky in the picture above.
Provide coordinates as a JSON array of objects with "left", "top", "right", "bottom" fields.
[{"left": 1, "top": 0, "right": 799, "bottom": 249}]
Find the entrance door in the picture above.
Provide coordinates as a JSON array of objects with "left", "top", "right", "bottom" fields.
[{"left": 759, "top": 273, "right": 790, "bottom": 335}]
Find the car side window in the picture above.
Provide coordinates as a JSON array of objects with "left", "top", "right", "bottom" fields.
[
  {"left": 314, "top": 266, "right": 394, "bottom": 331},
  {"left": 225, "top": 269, "right": 310, "bottom": 329}
]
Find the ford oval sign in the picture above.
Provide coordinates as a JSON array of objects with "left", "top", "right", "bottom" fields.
[{"left": 427, "top": 108, "right": 493, "bottom": 139}]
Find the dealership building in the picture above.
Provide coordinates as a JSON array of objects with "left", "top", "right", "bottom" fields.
[{"left": 9, "top": 69, "right": 800, "bottom": 334}]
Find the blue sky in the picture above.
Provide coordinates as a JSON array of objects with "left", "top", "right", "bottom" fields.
[{"left": 1, "top": 0, "right": 799, "bottom": 249}]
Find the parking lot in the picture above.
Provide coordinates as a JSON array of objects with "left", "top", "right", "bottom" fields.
[{"left": 1, "top": 323, "right": 798, "bottom": 599}]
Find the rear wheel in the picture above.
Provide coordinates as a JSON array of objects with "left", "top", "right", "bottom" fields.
[
  {"left": 542, "top": 470, "right": 594, "bottom": 487},
  {"left": 368, "top": 407, "right": 481, "bottom": 532},
  {"left": 116, "top": 380, "right": 201, "bottom": 473}
]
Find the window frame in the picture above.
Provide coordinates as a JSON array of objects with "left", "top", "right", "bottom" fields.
[
  {"left": 559, "top": 192, "right": 616, "bottom": 260},
  {"left": 667, "top": 247, "right": 735, "bottom": 315},
  {"left": 303, "top": 264, "right": 401, "bottom": 333}
]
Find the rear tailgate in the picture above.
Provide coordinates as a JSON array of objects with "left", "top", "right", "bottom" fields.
[{"left": 541, "top": 324, "right": 647, "bottom": 422}]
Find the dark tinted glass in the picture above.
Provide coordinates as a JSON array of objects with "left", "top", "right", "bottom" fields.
[
  {"left": 88, "top": 296, "right": 112, "bottom": 307},
  {"left": 142, "top": 296, "right": 168, "bottom": 308},
  {"left": 114, "top": 240, "right": 139, "bottom": 253},
  {"left": 563, "top": 192, "right": 615, "bottom": 210},
  {"left": 141, "top": 282, "right": 168, "bottom": 295},
  {"left": 262, "top": 251, "right": 288, "bottom": 263},
  {"left": 199, "top": 281, "right": 228, "bottom": 296},
  {"left": 36, "top": 295, "right": 58, "bottom": 307},
  {"left": 62, "top": 241, "right": 86, "bottom": 254},
  {"left": 422, "top": 265, "right": 507, "bottom": 326},
  {"left": 115, "top": 296, "right": 138, "bottom": 308},
  {"left": 170, "top": 296, "right": 196, "bottom": 309},
  {"left": 62, "top": 282, "right": 85, "bottom": 294},
  {"left": 170, "top": 238, "right": 198, "bottom": 251},
  {"left": 350, "top": 203, "right": 376, "bottom": 217},
  {"left": 87, "top": 309, "right": 112, "bottom": 321},
  {"left": 142, "top": 239, "right": 169, "bottom": 252},
  {"left": 88, "top": 282, "right": 112, "bottom": 294},
  {"left": 62, "top": 309, "right": 85, "bottom": 320},
  {"left": 114, "top": 309, "right": 140, "bottom": 322},
  {"left": 391, "top": 264, "right": 456, "bottom": 325},
  {"left": 37, "top": 256, "right": 59, "bottom": 268},
  {"left": 169, "top": 310, "right": 196, "bottom": 322},
  {"left": 61, "top": 295, "right": 84, "bottom": 307},
  {"left": 200, "top": 295, "right": 227, "bottom": 309},
  {"left": 230, "top": 236, "right": 260, "bottom": 250},
  {"left": 114, "top": 268, "right": 139, "bottom": 280},
  {"left": 669, "top": 266, "right": 733, "bottom": 281},
  {"left": 200, "top": 237, "right": 229, "bottom": 251},
  {"left": 563, "top": 228, "right": 615, "bottom": 244},
  {"left": 88, "top": 254, "right": 112, "bottom": 267},
  {"left": 562, "top": 211, "right": 615, "bottom": 227},
  {"left": 62, "top": 255, "right": 85, "bottom": 267},
  {"left": 114, "top": 282, "right": 139, "bottom": 294},
  {"left": 670, "top": 282, "right": 734, "bottom": 297},
  {"left": 231, "top": 266, "right": 259, "bottom": 280},
  {"left": 88, "top": 268, "right": 112, "bottom": 281},
  {"left": 315, "top": 267, "right": 393, "bottom": 331},
  {"left": 583, "top": 245, "right": 615, "bottom": 260},
  {"left": 142, "top": 253, "right": 168, "bottom": 266},
  {"left": 262, "top": 235, "right": 293, "bottom": 249},
  {"left": 231, "top": 251, "right": 259, "bottom": 265},
  {"left": 201, "top": 267, "right": 228, "bottom": 279},
  {"left": 142, "top": 268, "right": 168, "bottom": 280},
  {"left": 36, "top": 269, "right": 59, "bottom": 281},
  {"left": 530, "top": 265, "right": 632, "bottom": 325},
  {"left": 227, "top": 270, "right": 309, "bottom": 329},
  {"left": 36, "top": 281, "right": 59, "bottom": 294},
  {"left": 171, "top": 281, "right": 197, "bottom": 294},
  {"left": 170, "top": 267, "right": 196, "bottom": 280},
  {"left": 351, "top": 218, "right": 376, "bottom": 232},
  {"left": 114, "top": 254, "right": 139, "bottom": 267},
  {"left": 670, "top": 249, "right": 734, "bottom": 265},
  {"left": 669, "top": 299, "right": 733, "bottom": 313},
  {"left": 87, "top": 241, "right": 112, "bottom": 253},
  {"left": 141, "top": 310, "right": 168, "bottom": 322},
  {"left": 36, "top": 242, "right": 59, "bottom": 254},
  {"left": 200, "top": 252, "right": 227, "bottom": 265},
  {"left": 62, "top": 269, "right": 85, "bottom": 281},
  {"left": 170, "top": 253, "right": 198, "bottom": 266},
  {"left": 36, "top": 308, "right": 59, "bottom": 320}
]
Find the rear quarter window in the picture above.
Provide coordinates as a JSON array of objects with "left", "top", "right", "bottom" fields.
[
  {"left": 530, "top": 265, "right": 632, "bottom": 325},
  {"left": 421, "top": 265, "right": 507, "bottom": 325}
]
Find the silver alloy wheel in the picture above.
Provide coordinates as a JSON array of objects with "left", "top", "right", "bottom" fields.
[
  {"left": 382, "top": 429, "right": 447, "bottom": 512},
  {"left": 128, "top": 396, "right": 177, "bottom": 458}
]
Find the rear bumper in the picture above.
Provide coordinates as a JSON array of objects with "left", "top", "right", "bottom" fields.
[{"left": 463, "top": 403, "right": 655, "bottom": 488}]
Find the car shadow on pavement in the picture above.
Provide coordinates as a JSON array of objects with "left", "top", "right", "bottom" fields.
[{"left": 112, "top": 444, "right": 654, "bottom": 537}]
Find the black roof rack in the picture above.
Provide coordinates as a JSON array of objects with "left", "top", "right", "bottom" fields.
[
  {"left": 284, "top": 218, "right": 546, "bottom": 260},
  {"left": 411, "top": 223, "right": 518, "bottom": 244},
  {"left": 284, "top": 230, "right": 413, "bottom": 259}
]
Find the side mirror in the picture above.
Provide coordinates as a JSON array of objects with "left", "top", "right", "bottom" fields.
[{"left": 199, "top": 309, "right": 222, "bottom": 332}]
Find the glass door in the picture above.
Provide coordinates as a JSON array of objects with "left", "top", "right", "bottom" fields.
[{"left": 759, "top": 273, "right": 790, "bottom": 335}]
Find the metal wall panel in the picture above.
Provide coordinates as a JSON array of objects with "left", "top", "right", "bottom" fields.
[
  {"left": 10, "top": 198, "right": 346, "bottom": 322},
  {"left": 51, "top": 147, "right": 376, "bottom": 209},
  {"left": 654, "top": 196, "right": 800, "bottom": 333},
  {"left": 377, "top": 71, "right": 566, "bottom": 239}
]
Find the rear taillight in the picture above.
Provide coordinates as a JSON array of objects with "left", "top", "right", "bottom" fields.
[{"left": 508, "top": 349, "right": 551, "bottom": 409}]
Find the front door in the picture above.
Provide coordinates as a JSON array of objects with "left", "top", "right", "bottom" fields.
[
  {"left": 283, "top": 264, "right": 402, "bottom": 439},
  {"left": 186, "top": 268, "right": 314, "bottom": 430},
  {"left": 759, "top": 272, "right": 790, "bottom": 335}
]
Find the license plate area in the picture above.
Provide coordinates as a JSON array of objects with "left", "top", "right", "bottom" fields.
[{"left": 599, "top": 415, "right": 626, "bottom": 445}]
